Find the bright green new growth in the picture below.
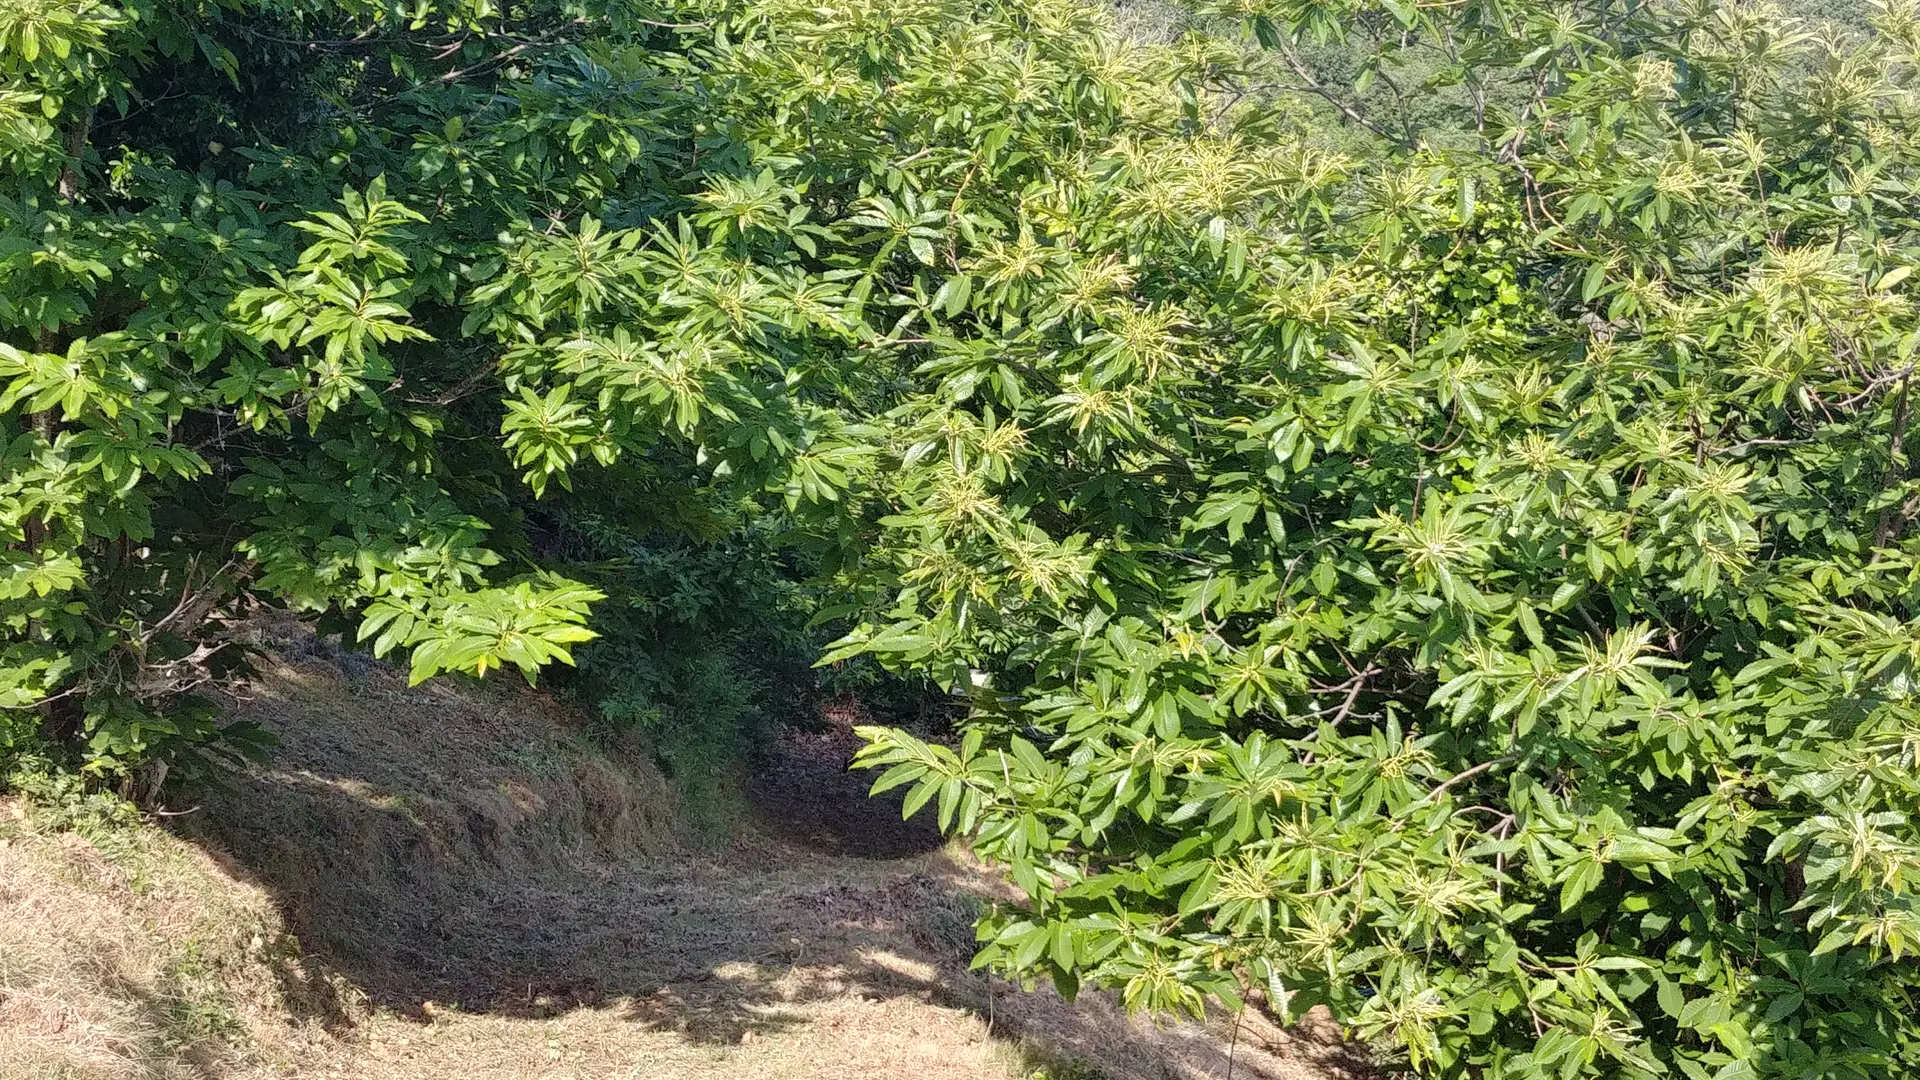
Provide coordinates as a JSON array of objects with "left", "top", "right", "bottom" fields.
[{"left": 7, "top": 0, "right": 1920, "bottom": 1075}]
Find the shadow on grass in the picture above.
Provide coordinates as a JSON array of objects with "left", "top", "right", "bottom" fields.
[
  {"left": 171, "top": 650, "right": 953, "bottom": 1030},
  {"left": 168, "top": 646, "right": 1371, "bottom": 1079}
]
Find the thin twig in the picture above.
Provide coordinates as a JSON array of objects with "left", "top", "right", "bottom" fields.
[
  {"left": 1275, "top": 46, "right": 1408, "bottom": 148},
  {"left": 1226, "top": 1001, "right": 1246, "bottom": 1080},
  {"left": 1409, "top": 756, "right": 1516, "bottom": 810}
]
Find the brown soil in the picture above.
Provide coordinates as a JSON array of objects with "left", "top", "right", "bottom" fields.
[{"left": 1, "top": 629, "right": 1377, "bottom": 1080}]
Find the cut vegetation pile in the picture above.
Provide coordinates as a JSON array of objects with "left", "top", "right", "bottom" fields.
[{"left": 1, "top": 632, "right": 1368, "bottom": 1080}]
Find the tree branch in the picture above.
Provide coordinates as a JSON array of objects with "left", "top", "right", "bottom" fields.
[
  {"left": 1409, "top": 756, "right": 1517, "bottom": 810},
  {"left": 1275, "top": 46, "right": 1408, "bottom": 148},
  {"left": 1873, "top": 373, "right": 1913, "bottom": 550},
  {"left": 57, "top": 110, "right": 92, "bottom": 202}
]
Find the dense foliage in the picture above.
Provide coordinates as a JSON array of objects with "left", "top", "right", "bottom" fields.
[
  {"left": 0, "top": 0, "right": 772, "bottom": 767},
  {"left": 555, "top": 503, "right": 878, "bottom": 824},
  {"left": 824, "top": 5, "right": 1920, "bottom": 1078},
  {"left": 9, "top": 0, "right": 1920, "bottom": 1075}
]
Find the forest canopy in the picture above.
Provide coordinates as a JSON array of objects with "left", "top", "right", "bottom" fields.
[{"left": 6, "top": 0, "right": 1920, "bottom": 1076}]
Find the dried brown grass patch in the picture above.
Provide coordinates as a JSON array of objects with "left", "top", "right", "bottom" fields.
[{"left": 0, "top": 795, "right": 338, "bottom": 1080}]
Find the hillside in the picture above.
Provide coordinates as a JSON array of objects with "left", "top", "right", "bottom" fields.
[{"left": 0, "top": 632, "right": 1366, "bottom": 1080}]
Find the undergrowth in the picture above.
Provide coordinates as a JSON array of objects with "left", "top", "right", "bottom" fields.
[
  {"left": 1, "top": 758, "right": 143, "bottom": 850},
  {"left": 547, "top": 495, "right": 933, "bottom": 835}
]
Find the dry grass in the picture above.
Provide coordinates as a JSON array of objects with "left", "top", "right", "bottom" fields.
[
  {"left": 0, "top": 628, "right": 1377, "bottom": 1080},
  {"left": 0, "top": 797, "right": 339, "bottom": 1079}
]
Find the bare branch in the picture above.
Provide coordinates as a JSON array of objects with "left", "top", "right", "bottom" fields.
[{"left": 1275, "top": 46, "right": 1409, "bottom": 148}]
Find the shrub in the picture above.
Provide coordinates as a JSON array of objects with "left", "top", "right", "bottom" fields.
[{"left": 10, "top": 0, "right": 1920, "bottom": 1075}]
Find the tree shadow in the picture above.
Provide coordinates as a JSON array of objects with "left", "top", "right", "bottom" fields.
[
  {"left": 181, "top": 756, "right": 979, "bottom": 1046},
  {"left": 171, "top": 650, "right": 952, "bottom": 1028},
  {"left": 742, "top": 700, "right": 947, "bottom": 859},
  {"left": 168, "top": 648, "right": 1370, "bottom": 1078}
]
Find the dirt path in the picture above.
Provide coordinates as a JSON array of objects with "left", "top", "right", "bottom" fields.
[
  {"left": 6, "top": 637, "right": 1371, "bottom": 1080},
  {"left": 299, "top": 850, "right": 1369, "bottom": 1080}
]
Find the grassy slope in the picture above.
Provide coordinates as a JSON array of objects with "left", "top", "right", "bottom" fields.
[{"left": 0, "top": 629, "right": 1367, "bottom": 1080}]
